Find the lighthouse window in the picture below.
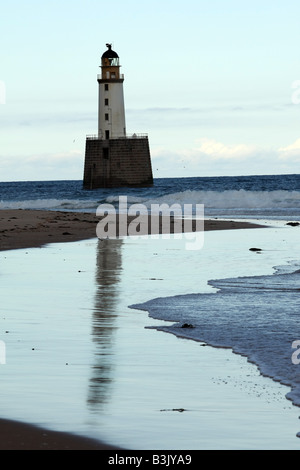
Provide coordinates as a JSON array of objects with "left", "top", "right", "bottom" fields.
[
  {"left": 105, "top": 98, "right": 109, "bottom": 106},
  {"left": 105, "top": 84, "right": 109, "bottom": 91},
  {"left": 105, "top": 113, "right": 109, "bottom": 121}
]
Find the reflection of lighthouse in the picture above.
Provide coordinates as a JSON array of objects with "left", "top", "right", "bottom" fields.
[
  {"left": 83, "top": 44, "right": 153, "bottom": 189},
  {"left": 87, "top": 239, "right": 123, "bottom": 409},
  {"left": 98, "top": 44, "right": 126, "bottom": 140}
]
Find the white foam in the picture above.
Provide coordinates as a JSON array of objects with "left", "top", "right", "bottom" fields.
[
  {"left": 2, "top": 189, "right": 300, "bottom": 219},
  {"left": 143, "top": 189, "right": 300, "bottom": 209},
  {"left": 0, "top": 199, "right": 98, "bottom": 211}
]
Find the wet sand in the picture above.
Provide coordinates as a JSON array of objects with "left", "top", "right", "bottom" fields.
[
  {"left": 0, "top": 209, "right": 266, "bottom": 450},
  {"left": 0, "top": 209, "right": 264, "bottom": 252},
  {"left": 0, "top": 418, "right": 120, "bottom": 450}
]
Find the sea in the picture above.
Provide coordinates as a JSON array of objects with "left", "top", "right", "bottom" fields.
[
  {"left": 1, "top": 173, "right": 300, "bottom": 220},
  {"left": 1, "top": 173, "right": 300, "bottom": 447}
]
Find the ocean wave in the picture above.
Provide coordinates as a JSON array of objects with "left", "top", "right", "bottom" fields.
[
  {"left": 130, "top": 262, "right": 300, "bottom": 410},
  {"left": 0, "top": 199, "right": 99, "bottom": 211},
  {"left": 141, "top": 189, "right": 300, "bottom": 209},
  {"left": 2, "top": 189, "right": 300, "bottom": 218},
  {"left": 103, "top": 189, "right": 300, "bottom": 210},
  {"left": 105, "top": 195, "right": 145, "bottom": 205},
  {"left": 101, "top": 189, "right": 300, "bottom": 220}
]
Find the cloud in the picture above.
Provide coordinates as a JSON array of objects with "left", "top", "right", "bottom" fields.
[
  {"left": 278, "top": 139, "right": 300, "bottom": 161},
  {"left": 183, "top": 138, "right": 258, "bottom": 161},
  {"left": 152, "top": 137, "right": 300, "bottom": 177},
  {"left": 2, "top": 137, "right": 300, "bottom": 182},
  {"left": 0, "top": 150, "right": 84, "bottom": 181},
  {"left": 27, "top": 150, "right": 83, "bottom": 164},
  {"left": 0, "top": 109, "right": 95, "bottom": 128}
]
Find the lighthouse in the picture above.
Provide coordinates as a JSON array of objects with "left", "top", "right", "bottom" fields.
[
  {"left": 98, "top": 44, "right": 126, "bottom": 140},
  {"left": 83, "top": 44, "right": 153, "bottom": 189}
]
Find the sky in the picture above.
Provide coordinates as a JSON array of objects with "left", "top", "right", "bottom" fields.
[{"left": 1, "top": 0, "right": 300, "bottom": 181}]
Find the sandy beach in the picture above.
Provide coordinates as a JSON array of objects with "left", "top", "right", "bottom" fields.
[
  {"left": 1, "top": 221, "right": 299, "bottom": 450},
  {"left": 0, "top": 209, "right": 264, "bottom": 252},
  {"left": 0, "top": 210, "right": 126, "bottom": 449},
  {"left": 0, "top": 209, "right": 271, "bottom": 450},
  {"left": 0, "top": 418, "right": 121, "bottom": 450}
]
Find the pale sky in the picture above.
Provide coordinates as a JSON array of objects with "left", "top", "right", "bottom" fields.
[{"left": 1, "top": 0, "right": 300, "bottom": 181}]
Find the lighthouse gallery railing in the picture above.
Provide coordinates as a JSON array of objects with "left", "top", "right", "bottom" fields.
[{"left": 86, "top": 134, "right": 148, "bottom": 140}]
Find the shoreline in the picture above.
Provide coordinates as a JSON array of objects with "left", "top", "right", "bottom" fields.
[
  {"left": 0, "top": 209, "right": 265, "bottom": 252},
  {"left": 0, "top": 418, "right": 120, "bottom": 450},
  {"left": 0, "top": 209, "right": 266, "bottom": 450}
]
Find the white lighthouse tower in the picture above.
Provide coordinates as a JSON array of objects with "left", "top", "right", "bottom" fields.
[
  {"left": 98, "top": 44, "right": 126, "bottom": 140},
  {"left": 83, "top": 44, "right": 153, "bottom": 189}
]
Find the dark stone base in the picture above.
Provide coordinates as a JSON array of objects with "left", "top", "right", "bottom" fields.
[{"left": 83, "top": 137, "right": 153, "bottom": 189}]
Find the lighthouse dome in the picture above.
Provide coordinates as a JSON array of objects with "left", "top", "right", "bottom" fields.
[{"left": 102, "top": 44, "right": 119, "bottom": 59}]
